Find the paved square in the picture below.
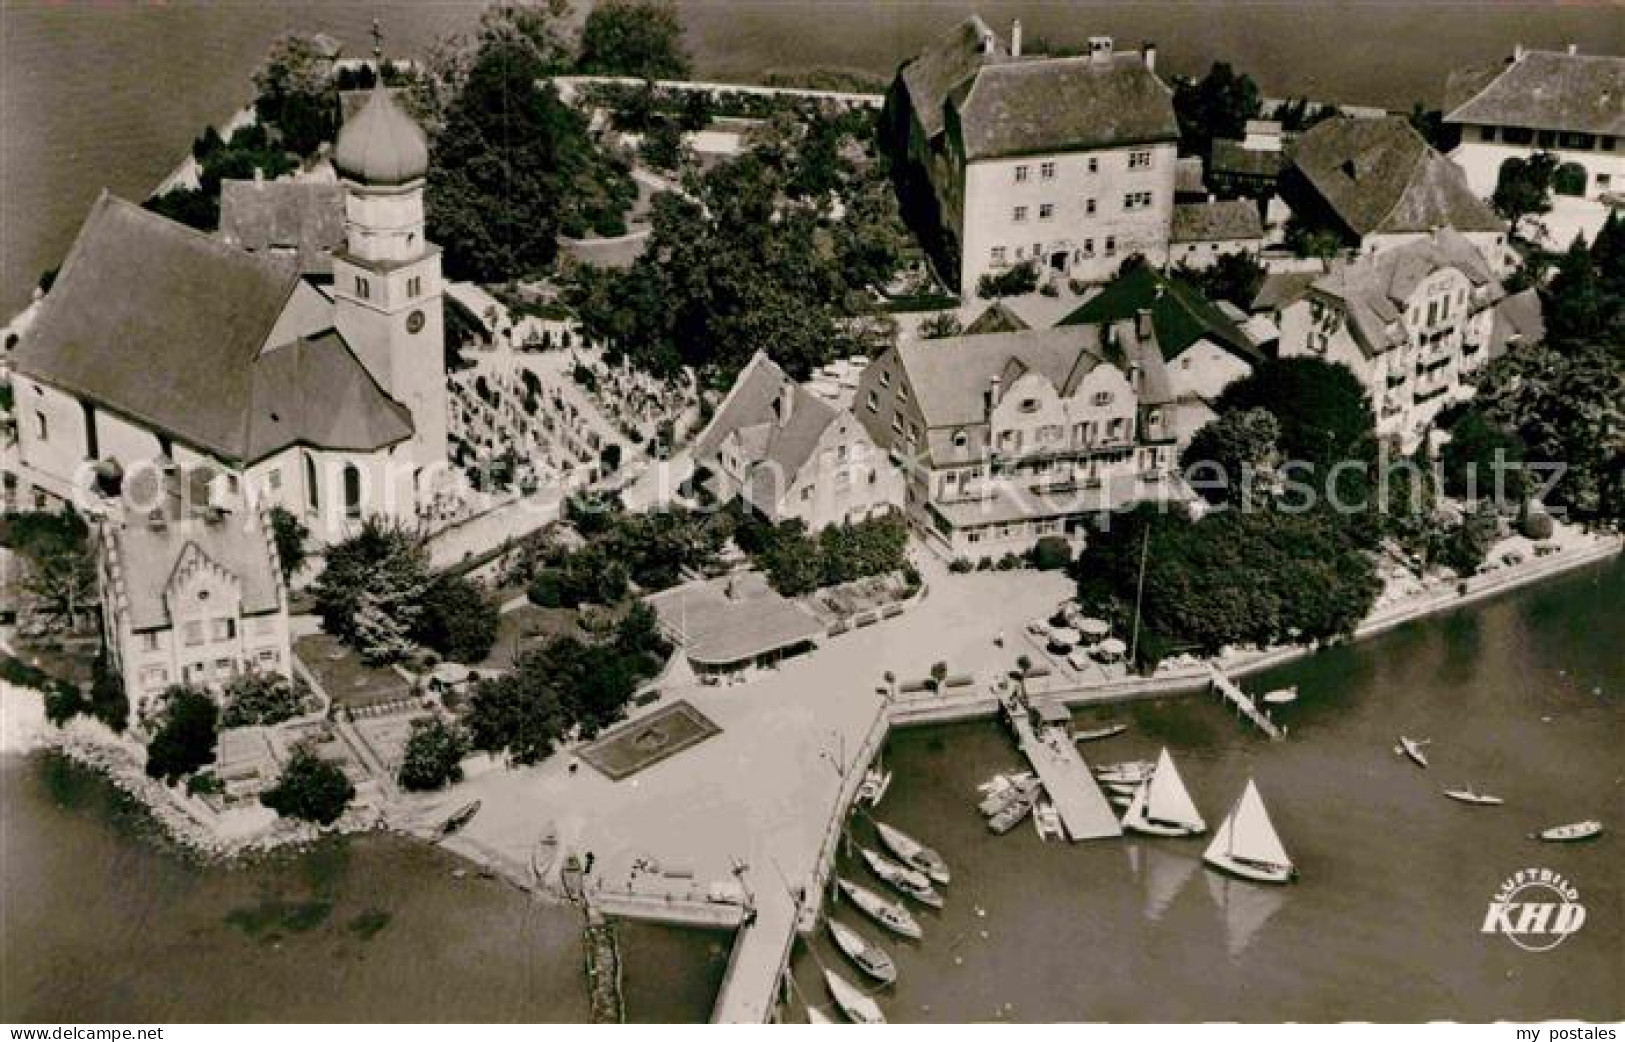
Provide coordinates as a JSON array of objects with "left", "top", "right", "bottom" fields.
[{"left": 577, "top": 700, "right": 722, "bottom": 780}]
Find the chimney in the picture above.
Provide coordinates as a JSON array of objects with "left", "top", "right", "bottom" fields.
[
  {"left": 1135, "top": 307, "right": 1154, "bottom": 341},
  {"left": 1567, "top": 42, "right": 1578, "bottom": 55},
  {"left": 1141, "top": 40, "right": 1157, "bottom": 73},
  {"left": 1011, "top": 19, "right": 1022, "bottom": 58},
  {"left": 774, "top": 382, "right": 794, "bottom": 428},
  {"left": 988, "top": 374, "right": 1003, "bottom": 411},
  {"left": 1512, "top": 43, "right": 1525, "bottom": 62},
  {"left": 980, "top": 26, "right": 997, "bottom": 55}
]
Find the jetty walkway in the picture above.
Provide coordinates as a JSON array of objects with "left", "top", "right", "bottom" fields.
[
  {"left": 1208, "top": 667, "right": 1285, "bottom": 740},
  {"left": 1003, "top": 695, "right": 1121, "bottom": 841}
]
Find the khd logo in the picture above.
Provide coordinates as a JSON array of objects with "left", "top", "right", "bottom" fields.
[{"left": 1482, "top": 868, "right": 1586, "bottom": 952}]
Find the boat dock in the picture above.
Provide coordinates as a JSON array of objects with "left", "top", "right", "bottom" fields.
[
  {"left": 1209, "top": 666, "right": 1286, "bottom": 740},
  {"left": 1003, "top": 694, "right": 1122, "bottom": 841}
]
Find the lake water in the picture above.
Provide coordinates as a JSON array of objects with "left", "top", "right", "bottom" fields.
[
  {"left": 4, "top": 0, "right": 1624, "bottom": 313},
  {"left": 793, "top": 557, "right": 1624, "bottom": 1022},
  {"left": 0, "top": 751, "right": 728, "bottom": 1022}
]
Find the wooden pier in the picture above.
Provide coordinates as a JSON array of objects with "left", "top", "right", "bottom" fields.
[
  {"left": 1208, "top": 666, "right": 1286, "bottom": 740},
  {"left": 1003, "top": 693, "right": 1122, "bottom": 841}
]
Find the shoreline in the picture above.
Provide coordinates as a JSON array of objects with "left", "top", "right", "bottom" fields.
[{"left": 3, "top": 531, "right": 1617, "bottom": 877}]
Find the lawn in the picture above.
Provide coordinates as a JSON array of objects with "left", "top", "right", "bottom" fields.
[
  {"left": 576, "top": 701, "right": 722, "bottom": 781},
  {"left": 293, "top": 633, "right": 412, "bottom": 710}
]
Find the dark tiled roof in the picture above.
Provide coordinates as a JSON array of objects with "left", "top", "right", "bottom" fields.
[
  {"left": 898, "top": 16, "right": 1002, "bottom": 140},
  {"left": 1286, "top": 116, "right": 1503, "bottom": 237},
  {"left": 957, "top": 54, "right": 1177, "bottom": 159},
  {"left": 695, "top": 352, "right": 841, "bottom": 498},
  {"left": 1171, "top": 199, "right": 1263, "bottom": 243},
  {"left": 14, "top": 193, "right": 412, "bottom": 464},
  {"left": 219, "top": 179, "right": 345, "bottom": 274},
  {"left": 245, "top": 331, "right": 414, "bottom": 461},
  {"left": 15, "top": 194, "right": 301, "bottom": 459},
  {"left": 964, "top": 300, "right": 1032, "bottom": 335},
  {"left": 1444, "top": 50, "right": 1625, "bottom": 137},
  {"left": 1061, "top": 264, "right": 1260, "bottom": 365},
  {"left": 1210, "top": 138, "right": 1285, "bottom": 179}
]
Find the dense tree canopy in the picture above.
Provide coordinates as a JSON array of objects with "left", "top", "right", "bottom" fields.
[
  {"left": 427, "top": 15, "right": 635, "bottom": 281},
  {"left": 145, "top": 685, "right": 220, "bottom": 784},
  {"left": 1492, "top": 152, "right": 1558, "bottom": 232},
  {"left": 398, "top": 716, "right": 472, "bottom": 791},
  {"left": 577, "top": 0, "right": 691, "bottom": 80},
  {"left": 1172, "top": 62, "right": 1262, "bottom": 159},
  {"left": 1180, "top": 407, "right": 1282, "bottom": 506},
  {"left": 261, "top": 747, "right": 354, "bottom": 825},
  {"left": 252, "top": 31, "right": 339, "bottom": 156},
  {"left": 1213, "top": 357, "right": 1375, "bottom": 471}
]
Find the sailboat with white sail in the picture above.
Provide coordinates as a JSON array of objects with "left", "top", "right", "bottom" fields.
[
  {"left": 1122, "top": 747, "right": 1207, "bottom": 837},
  {"left": 1202, "top": 779, "right": 1296, "bottom": 884}
]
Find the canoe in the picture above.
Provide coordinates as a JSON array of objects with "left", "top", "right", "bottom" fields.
[
  {"left": 438, "top": 800, "right": 481, "bottom": 836},
  {"left": 1443, "top": 788, "right": 1504, "bottom": 806},
  {"left": 828, "top": 919, "right": 897, "bottom": 985},
  {"left": 837, "top": 879, "right": 922, "bottom": 940},
  {"left": 1261, "top": 687, "right": 1298, "bottom": 706},
  {"left": 1074, "top": 723, "right": 1127, "bottom": 742},
  {"left": 825, "top": 968, "right": 885, "bottom": 1024},
  {"left": 874, "top": 821, "right": 950, "bottom": 885},
  {"left": 1530, "top": 820, "right": 1604, "bottom": 842}
]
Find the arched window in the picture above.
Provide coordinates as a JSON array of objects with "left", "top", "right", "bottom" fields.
[
  {"left": 343, "top": 463, "right": 362, "bottom": 519},
  {"left": 304, "top": 452, "right": 319, "bottom": 512}
]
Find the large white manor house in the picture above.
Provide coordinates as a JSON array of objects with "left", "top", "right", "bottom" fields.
[{"left": 9, "top": 83, "right": 449, "bottom": 534}]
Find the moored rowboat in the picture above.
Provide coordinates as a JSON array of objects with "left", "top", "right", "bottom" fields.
[
  {"left": 824, "top": 968, "right": 885, "bottom": 1023},
  {"left": 828, "top": 919, "right": 897, "bottom": 985},
  {"left": 1530, "top": 820, "right": 1604, "bottom": 842},
  {"left": 1074, "top": 723, "right": 1127, "bottom": 742},
  {"left": 838, "top": 879, "right": 923, "bottom": 940},
  {"left": 1442, "top": 788, "right": 1503, "bottom": 806},
  {"left": 860, "top": 847, "right": 944, "bottom": 909},
  {"left": 874, "top": 821, "right": 950, "bottom": 885}
]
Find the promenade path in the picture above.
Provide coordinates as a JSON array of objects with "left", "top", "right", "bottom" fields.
[{"left": 447, "top": 558, "right": 1072, "bottom": 1019}]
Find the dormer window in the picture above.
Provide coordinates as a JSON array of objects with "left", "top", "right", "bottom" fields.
[
  {"left": 952, "top": 429, "right": 968, "bottom": 448},
  {"left": 1019, "top": 397, "right": 1039, "bottom": 414}
]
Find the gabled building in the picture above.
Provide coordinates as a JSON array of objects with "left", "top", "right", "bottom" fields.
[
  {"left": 855, "top": 321, "right": 1183, "bottom": 557},
  {"left": 1276, "top": 227, "right": 1540, "bottom": 451},
  {"left": 1444, "top": 45, "right": 1625, "bottom": 205},
  {"left": 1208, "top": 119, "right": 1287, "bottom": 198},
  {"left": 8, "top": 84, "right": 449, "bottom": 536},
  {"left": 1168, "top": 198, "right": 1265, "bottom": 269},
  {"left": 883, "top": 19, "right": 1178, "bottom": 295},
  {"left": 98, "top": 466, "right": 291, "bottom": 730},
  {"left": 1061, "top": 263, "right": 1262, "bottom": 407},
  {"left": 694, "top": 352, "right": 902, "bottom": 531},
  {"left": 1279, "top": 115, "right": 1511, "bottom": 267}
]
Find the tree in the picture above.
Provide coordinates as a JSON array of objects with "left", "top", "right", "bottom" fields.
[
  {"left": 252, "top": 32, "right": 338, "bottom": 157},
  {"left": 1172, "top": 62, "right": 1262, "bottom": 159},
  {"left": 145, "top": 685, "right": 219, "bottom": 783},
  {"left": 398, "top": 716, "right": 471, "bottom": 791},
  {"left": 1181, "top": 407, "right": 1283, "bottom": 505},
  {"left": 261, "top": 746, "right": 354, "bottom": 825},
  {"left": 1492, "top": 152, "right": 1558, "bottom": 233},
  {"left": 1030, "top": 535, "right": 1072, "bottom": 571},
  {"left": 427, "top": 17, "right": 634, "bottom": 280},
  {"left": 577, "top": 0, "right": 692, "bottom": 80},
  {"left": 1214, "top": 357, "right": 1375, "bottom": 471},
  {"left": 1544, "top": 234, "right": 1617, "bottom": 346},
  {"left": 1283, "top": 215, "right": 1343, "bottom": 261},
  {"left": 220, "top": 670, "right": 307, "bottom": 728},
  {"left": 313, "top": 518, "right": 433, "bottom": 659},
  {"left": 5, "top": 510, "right": 96, "bottom": 632},
  {"left": 1406, "top": 103, "right": 1452, "bottom": 152},
  {"left": 143, "top": 187, "right": 219, "bottom": 232},
  {"left": 268, "top": 506, "right": 308, "bottom": 580},
  {"left": 1439, "top": 502, "right": 1499, "bottom": 576},
  {"left": 1441, "top": 410, "right": 1527, "bottom": 506},
  {"left": 638, "top": 117, "right": 686, "bottom": 172},
  {"left": 919, "top": 312, "right": 963, "bottom": 339},
  {"left": 414, "top": 574, "right": 501, "bottom": 664},
  {"left": 1178, "top": 250, "right": 1265, "bottom": 311}
]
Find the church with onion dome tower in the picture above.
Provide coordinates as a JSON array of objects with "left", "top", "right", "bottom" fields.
[{"left": 6, "top": 36, "right": 451, "bottom": 537}]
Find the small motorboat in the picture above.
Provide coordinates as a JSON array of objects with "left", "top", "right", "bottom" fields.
[
  {"left": 1033, "top": 800, "right": 1065, "bottom": 841},
  {"left": 1261, "top": 686, "right": 1299, "bottom": 706},
  {"left": 438, "top": 800, "right": 482, "bottom": 837},
  {"left": 1396, "top": 736, "right": 1431, "bottom": 768},
  {"left": 874, "top": 821, "right": 950, "bottom": 885},
  {"left": 988, "top": 784, "right": 1041, "bottom": 834},
  {"left": 856, "top": 765, "right": 893, "bottom": 807},
  {"left": 1530, "top": 820, "right": 1604, "bottom": 842},
  {"left": 824, "top": 968, "right": 885, "bottom": 1024},
  {"left": 1074, "top": 723, "right": 1127, "bottom": 743},
  {"left": 1094, "top": 760, "right": 1157, "bottom": 785},
  {"left": 837, "top": 879, "right": 922, "bottom": 940},
  {"left": 859, "top": 847, "right": 944, "bottom": 908},
  {"left": 978, "top": 774, "right": 1040, "bottom": 817},
  {"left": 828, "top": 919, "right": 897, "bottom": 985},
  {"left": 1442, "top": 787, "right": 1504, "bottom": 806}
]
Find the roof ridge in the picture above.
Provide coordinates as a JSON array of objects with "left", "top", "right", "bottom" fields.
[{"left": 1443, "top": 56, "right": 1517, "bottom": 122}]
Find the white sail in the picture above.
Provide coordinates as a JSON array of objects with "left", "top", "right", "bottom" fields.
[
  {"left": 1123, "top": 775, "right": 1151, "bottom": 825},
  {"left": 1229, "top": 779, "right": 1291, "bottom": 867},
  {"left": 1202, "top": 806, "right": 1234, "bottom": 864},
  {"left": 1145, "top": 748, "right": 1205, "bottom": 831}
]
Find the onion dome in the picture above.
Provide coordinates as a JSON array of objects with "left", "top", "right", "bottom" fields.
[{"left": 334, "top": 86, "right": 428, "bottom": 185}]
